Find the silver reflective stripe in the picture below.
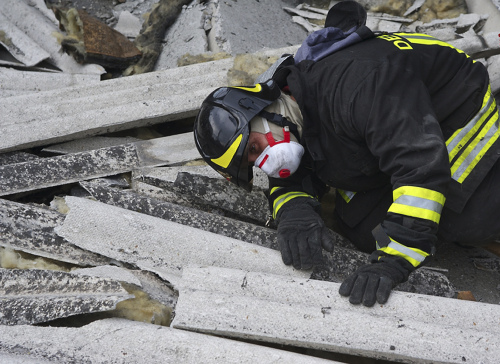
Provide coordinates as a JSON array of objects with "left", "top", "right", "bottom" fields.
[
  {"left": 452, "top": 113, "right": 500, "bottom": 181},
  {"left": 384, "top": 240, "right": 426, "bottom": 264},
  {"left": 447, "top": 95, "right": 493, "bottom": 157},
  {"left": 394, "top": 195, "right": 443, "bottom": 214}
]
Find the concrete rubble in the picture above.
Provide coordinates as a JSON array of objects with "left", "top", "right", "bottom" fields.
[{"left": 1, "top": 0, "right": 500, "bottom": 363}]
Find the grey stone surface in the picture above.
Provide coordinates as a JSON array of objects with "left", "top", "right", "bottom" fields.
[
  {"left": 449, "top": 31, "right": 500, "bottom": 59},
  {"left": 0, "top": 59, "right": 230, "bottom": 152},
  {"left": 488, "top": 54, "right": 500, "bottom": 93},
  {"left": 0, "top": 133, "right": 198, "bottom": 196},
  {"left": 80, "top": 180, "right": 278, "bottom": 248},
  {"left": 0, "top": 318, "right": 334, "bottom": 363},
  {"left": 72, "top": 265, "right": 143, "bottom": 287},
  {"left": 42, "top": 136, "right": 141, "bottom": 155},
  {"left": 0, "top": 198, "right": 111, "bottom": 266},
  {"left": 210, "top": 0, "right": 307, "bottom": 55},
  {"left": 0, "top": 11, "right": 50, "bottom": 67},
  {"left": 173, "top": 266, "right": 500, "bottom": 364},
  {"left": 55, "top": 196, "right": 310, "bottom": 287},
  {"left": 154, "top": 1, "right": 208, "bottom": 71},
  {"left": 466, "top": 0, "right": 500, "bottom": 34},
  {"left": 0, "top": 67, "right": 100, "bottom": 98},
  {"left": 0, "top": 268, "right": 132, "bottom": 325}
]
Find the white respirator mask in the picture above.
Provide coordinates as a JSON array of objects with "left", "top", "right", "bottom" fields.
[{"left": 254, "top": 118, "right": 304, "bottom": 178}]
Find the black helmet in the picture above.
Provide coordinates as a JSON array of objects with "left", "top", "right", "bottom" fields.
[{"left": 194, "top": 79, "right": 281, "bottom": 192}]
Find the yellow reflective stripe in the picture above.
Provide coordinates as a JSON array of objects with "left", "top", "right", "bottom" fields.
[
  {"left": 337, "top": 189, "right": 356, "bottom": 203},
  {"left": 272, "top": 191, "right": 314, "bottom": 219},
  {"left": 389, "top": 186, "right": 445, "bottom": 224},
  {"left": 270, "top": 187, "right": 282, "bottom": 194},
  {"left": 394, "top": 33, "right": 470, "bottom": 57},
  {"left": 211, "top": 134, "right": 242, "bottom": 168},
  {"left": 233, "top": 84, "right": 262, "bottom": 93},
  {"left": 377, "top": 239, "right": 430, "bottom": 268},
  {"left": 447, "top": 86, "right": 494, "bottom": 161},
  {"left": 447, "top": 88, "right": 500, "bottom": 183}
]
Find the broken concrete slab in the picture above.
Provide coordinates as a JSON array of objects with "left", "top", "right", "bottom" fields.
[
  {"left": 209, "top": 0, "right": 307, "bottom": 55},
  {"left": 72, "top": 181, "right": 456, "bottom": 298},
  {"left": 55, "top": 196, "right": 310, "bottom": 287},
  {"left": 0, "top": 67, "right": 100, "bottom": 98},
  {"left": 488, "top": 54, "right": 500, "bottom": 94},
  {"left": 0, "top": 318, "right": 335, "bottom": 363},
  {"left": 72, "top": 265, "right": 143, "bottom": 287},
  {"left": 0, "top": 198, "right": 111, "bottom": 266},
  {"left": 0, "top": 133, "right": 198, "bottom": 196},
  {"left": 154, "top": 1, "right": 208, "bottom": 71},
  {"left": 0, "top": 58, "right": 230, "bottom": 152},
  {"left": 80, "top": 180, "right": 279, "bottom": 248},
  {"left": 41, "top": 135, "right": 141, "bottom": 154},
  {"left": 0, "top": 0, "right": 104, "bottom": 74},
  {"left": 465, "top": 0, "right": 500, "bottom": 34},
  {"left": 123, "top": 0, "right": 193, "bottom": 75},
  {"left": 172, "top": 266, "right": 500, "bottom": 364},
  {"left": 0, "top": 268, "right": 132, "bottom": 325},
  {"left": 449, "top": 31, "right": 500, "bottom": 59},
  {"left": 0, "top": 10, "right": 50, "bottom": 67}
]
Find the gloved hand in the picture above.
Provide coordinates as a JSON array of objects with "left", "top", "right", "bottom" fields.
[
  {"left": 276, "top": 198, "right": 334, "bottom": 270},
  {"left": 339, "top": 253, "right": 414, "bottom": 307}
]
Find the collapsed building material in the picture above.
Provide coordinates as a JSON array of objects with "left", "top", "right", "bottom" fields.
[
  {"left": 80, "top": 179, "right": 279, "bottom": 248},
  {"left": 207, "top": 0, "right": 307, "bottom": 55},
  {"left": 68, "top": 183, "right": 456, "bottom": 297},
  {"left": 123, "top": 0, "right": 193, "bottom": 75},
  {"left": 41, "top": 136, "right": 141, "bottom": 155},
  {"left": 0, "top": 198, "right": 111, "bottom": 266},
  {"left": 0, "top": 318, "right": 335, "bottom": 363},
  {"left": 0, "top": 0, "right": 104, "bottom": 74},
  {"left": 0, "top": 10, "right": 50, "bottom": 67},
  {"left": 147, "top": 171, "right": 269, "bottom": 224},
  {"left": 172, "top": 266, "right": 500, "bottom": 364},
  {"left": 153, "top": 2, "right": 209, "bottom": 71},
  {"left": 0, "top": 133, "right": 198, "bottom": 196},
  {"left": 0, "top": 268, "right": 132, "bottom": 325},
  {"left": 449, "top": 32, "right": 500, "bottom": 59},
  {"left": 49, "top": 6, "right": 142, "bottom": 69},
  {"left": 0, "top": 57, "right": 231, "bottom": 152},
  {"left": 0, "top": 67, "right": 100, "bottom": 98},
  {"left": 55, "top": 196, "right": 311, "bottom": 287}
]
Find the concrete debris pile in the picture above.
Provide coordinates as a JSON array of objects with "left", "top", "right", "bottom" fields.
[{"left": 1, "top": 0, "right": 500, "bottom": 363}]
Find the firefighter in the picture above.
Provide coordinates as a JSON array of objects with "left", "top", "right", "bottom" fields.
[{"left": 193, "top": 1, "right": 500, "bottom": 307}]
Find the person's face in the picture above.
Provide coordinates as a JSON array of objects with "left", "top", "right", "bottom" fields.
[{"left": 247, "top": 132, "right": 269, "bottom": 165}]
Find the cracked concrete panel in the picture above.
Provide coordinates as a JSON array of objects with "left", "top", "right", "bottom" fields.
[
  {"left": 155, "top": 1, "right": 208, "bottom": 71},
  {"left": 0, "top": 133, "right": 198, "bottom": 196},
  {"left": 0, "top": 11, "right": 50, "bottom": 67},
  {"left": 0, "top": 68, "right": 100, "bottom": 98},
  {"left": 172, "top": 266, "right": 500, "bottom": 364},
  {"left": 0, "top": 268, "right": 132, "bottom": 325},
  {"left": 0, "top": 198, "right": 111, "bottom": 267},
  {"left": 0, "top": 60, "right": 231, "bottom": 152},
  {"left": 0, "top": 318, "right": 334, "bottom": 363},
  {"left": 210, "top": 0, "right": 308, "bottom": 55},
  {"left": 80, "top": 180, "right": 278, "bottom": 248},
  {"left": 55, "top": 196, "right": 310, "bottom": 287}
]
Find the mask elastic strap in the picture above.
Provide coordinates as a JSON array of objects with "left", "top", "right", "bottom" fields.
[{"left": 261, "top": 118, "right": 290, "bottom": 147}]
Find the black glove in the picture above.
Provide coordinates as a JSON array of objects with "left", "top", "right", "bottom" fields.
[
  {"left": 276, "top": 198, "right": 334, "bottom": 270},
  {"left": 339, "top": 253, "right": 414, "bottom": 307}
]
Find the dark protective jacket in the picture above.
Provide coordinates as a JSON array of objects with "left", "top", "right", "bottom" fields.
[{"left": 269, "top": 32, "right": 500, "bottom": 268}]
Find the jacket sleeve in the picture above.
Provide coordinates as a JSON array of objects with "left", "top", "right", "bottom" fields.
[
  {"left": 349, "top": 60, "right": 451, "bottom": 268},
  {"left": 266, "top": 163, "right": 328, "bottom": 221}
]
